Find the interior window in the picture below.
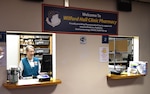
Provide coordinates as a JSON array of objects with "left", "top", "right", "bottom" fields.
[
  {"left": 6, "top": 31, "right": 54, "bottom": 78},
  {"left": 108, "top": 36, "right": 134, "bottom": 73}
]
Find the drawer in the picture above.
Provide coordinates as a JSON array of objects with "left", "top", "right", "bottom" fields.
[
  {"left": 35, "top": 35, "right": 50, "bottom": 39},
  {"left": 34, "top": 40, "right": 49, "bottom": 45},
  {"left": 35, "top": 48, "right": 49, "bottom": 54},
  {"left": 35, "top": 55, "right": 43, "bottom": 60}
]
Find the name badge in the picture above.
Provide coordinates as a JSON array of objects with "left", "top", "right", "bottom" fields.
[{"left": 34, "top": 61, "right": 38, "bottom": 66}]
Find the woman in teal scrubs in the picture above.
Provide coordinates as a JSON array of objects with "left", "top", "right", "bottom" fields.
[{"left": 19, "top": 45, "right": 41, "bottom": 78}]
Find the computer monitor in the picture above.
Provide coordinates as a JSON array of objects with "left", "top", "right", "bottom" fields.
[{"left": 41, "top": 54, "right": 52, "bottom": 73}]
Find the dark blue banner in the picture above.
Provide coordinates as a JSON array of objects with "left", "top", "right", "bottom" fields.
[
  {"left": 0, "top": 31, "right": 6, "bottom": 66},
  {"left": 0, "top": 32, "right": 6, "bottom": 42},
  {"left": 42, "top": 4, "right": 118, "bottom": 35}
]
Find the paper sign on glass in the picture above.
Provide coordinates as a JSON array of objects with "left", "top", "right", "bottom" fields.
[{"left": 99, "top": 47, "right": 109, "bottom": 62}]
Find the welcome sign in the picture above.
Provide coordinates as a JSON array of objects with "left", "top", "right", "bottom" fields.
[{"left": 42, "top": 4, "right": 118, "bottom": 35}]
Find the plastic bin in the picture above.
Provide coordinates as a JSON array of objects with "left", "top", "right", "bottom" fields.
[
  {"left": 35, "top": 48, "right": 49, "bottom": 54},
  {"left": 34, "top": 40, "right": 49, "bottom": 45},
  {"left": 34, "top": 35, "right": 50, "bottom": 39}
]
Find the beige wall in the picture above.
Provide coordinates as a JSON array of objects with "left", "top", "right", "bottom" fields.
[{"left": 0, "top": 0, "right": 150, "bottom": 94}]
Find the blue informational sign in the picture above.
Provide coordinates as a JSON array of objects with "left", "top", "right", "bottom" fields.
[
  {"left": 0, "top": 32, "right": 6, "bottom": 42},
  {"left": 0, "top": 31, "right": 6, "bottom": 66},
  {"left": 42, "top": 4, "right": 118, "bottom": 35},
  {"left": 102, "top": 35, "right": 109, "bottom": 43}
]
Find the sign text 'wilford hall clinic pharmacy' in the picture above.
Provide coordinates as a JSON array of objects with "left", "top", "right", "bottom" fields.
[{"left": 42, "top": 4, "right": 118, "bottom": 35}]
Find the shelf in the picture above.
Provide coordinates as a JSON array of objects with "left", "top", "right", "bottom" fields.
[
  {"left": 3, "top": 79, "right": 61, "bottom": 89},
  {"left": 109, "top": 51, "right": 128, "bottom": 54},
  {"left": 20, "top": 44, "right": 50, "bottom": 46},
  {"left": 20, "top": 44, "right": 34, "bottom": 46},
  {"left": 20, "top": 53, "right": 46, "bottom": 55},
  {"left": 109, "top": 52, "right": 115, "bottom": 54},
  {"left": 109, "top": 61, "right": 127, "bottom": 63},
  {"left": 107, "top": 74, "right": 145, "bottom": 80},
  {"left": 20, "top": 44, "right": 49, "bottom": 46}
]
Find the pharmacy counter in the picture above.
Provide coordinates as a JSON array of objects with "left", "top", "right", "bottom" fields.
[
  {"left": 3, "top": 79, "right": 61, "bottom": 89},
  {"left": 107, "top": 74, "right": 145, "bottom": 80}
]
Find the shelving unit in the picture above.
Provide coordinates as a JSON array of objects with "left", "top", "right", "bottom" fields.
[{"left": 20, "top": 35, "right": 52, "bottom": 60}]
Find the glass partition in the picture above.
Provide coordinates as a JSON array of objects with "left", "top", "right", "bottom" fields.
[{"left": 108, "top": 36, "right": 139, "bottom": 73}]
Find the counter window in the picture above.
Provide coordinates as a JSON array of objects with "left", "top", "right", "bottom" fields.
[
  {"left": 108, "top": 36, "right": 139, "bottom": 73},
  {"left": 6, "top": 31, "right": 56, "bottom": 80}
]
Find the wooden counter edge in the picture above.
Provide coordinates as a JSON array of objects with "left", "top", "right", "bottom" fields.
[
  {"left": 3, "top": 79, "right": 62, "bottom": 89},
  {"left": 107, "top": 74, "right": 145, "bottom": 80}
]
